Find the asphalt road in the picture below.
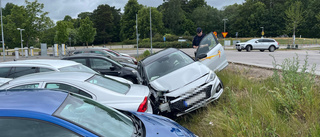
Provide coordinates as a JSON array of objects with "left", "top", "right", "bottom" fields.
[{"left": 1, "top": 47, "right": 319, "bottom": 75}]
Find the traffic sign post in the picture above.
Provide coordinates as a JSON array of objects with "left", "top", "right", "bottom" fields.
[{"left": 222, "top": 32, "right": 228, "bottom": 38}]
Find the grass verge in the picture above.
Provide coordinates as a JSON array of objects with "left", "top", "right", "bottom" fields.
[{"left": 177, "top": 55, "right": 320, "bottom": 137}]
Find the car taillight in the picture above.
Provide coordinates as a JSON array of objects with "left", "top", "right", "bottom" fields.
[
  {"left": 277, "top": 41, "right": 279, "bottom": 45},
  {"left": 137, "top": 96, "right": 148, "bottom": 112}
]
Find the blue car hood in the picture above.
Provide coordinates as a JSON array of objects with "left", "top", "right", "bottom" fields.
[{"left": 131, "top": 112, "right": 196, "bottom": 137}]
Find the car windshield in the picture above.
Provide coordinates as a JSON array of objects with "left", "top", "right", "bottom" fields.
[
  {"left": 54, "top": 93, "right": 134, "bottom": 137},
  {"left": 86, "top": 75, "right": 130, "bottom": 94},
  {"left": 59, "top": 64, "right": 98, "bottom": 74},
  {"left": 145, "top": 50, "right": 194, "bottom": 81}
]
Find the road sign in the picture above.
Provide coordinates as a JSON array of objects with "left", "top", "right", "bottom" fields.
[
  {"left": 163, "top": 36, "right": 166, "bottom": 42},
  {"left": 262, "top": 31, "right": 265, "bottom": 36},
  {"left": 213, "top": 31, "right": 217, "bottom": 37},
  {"left": 222, "top": 32, "right": 228, "bottom": 38}
]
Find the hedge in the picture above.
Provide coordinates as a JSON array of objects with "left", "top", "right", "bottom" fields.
[{"left": 135, "top": 41, "right": 193, "bottom": 48}]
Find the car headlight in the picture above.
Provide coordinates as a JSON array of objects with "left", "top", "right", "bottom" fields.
[{"left": 206, "top": 70, "right": 216, "bottom": 83}]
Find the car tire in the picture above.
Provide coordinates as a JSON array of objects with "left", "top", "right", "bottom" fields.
[
  {"left": 260, "top": 50, "right": 265, "bottom": 52},
  {"left": 237, "top": 49, "right": 242, "bottom": 52},
  {"left": 269, "top": 46, "right": 275, "bottom": 52},
  {"left": 246, "top": 46, "right": 252, "bottom": 52}
]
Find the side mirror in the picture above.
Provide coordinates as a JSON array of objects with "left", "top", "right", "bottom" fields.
[
  {"left": 197, "top": 53, "right": 207, "bottom": 59},
  {"left": 110, "top": 66, "right": 116, "bottom": 71},
  {"left": 255, "top": 41, "right": 258, "bottom": 43}
]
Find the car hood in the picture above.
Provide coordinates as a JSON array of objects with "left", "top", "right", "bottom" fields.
[
  {"left": 131, "top": 112, "right": 196, "bottom": 137},
  {"left": 121, "top": 62, "right": 137, "bottom": 69},
  {"left": 149, "top": 62, "right": 209, "bottom": 93},
  {"left": 0, "top": 78, "right": 12, "bottom": 86},
  {"left": 237, "top": 42, "right": 247, "bottom": 45}
]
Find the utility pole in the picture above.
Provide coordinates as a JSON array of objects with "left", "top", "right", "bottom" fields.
[
  {"left": 136, "top": 14, "right": 139, "bottom": 57},
  {"left": 17, "top": 28, "right": 25, "bottom": 56},
  {"left": 150, "top": 7, "right": 152, "bottom": 54},
  {"left": 0, "top": 0, "right": 5, "bottom": 61},
  {"left": 222, "top": 19, "right": 228, "bottom": 49}
]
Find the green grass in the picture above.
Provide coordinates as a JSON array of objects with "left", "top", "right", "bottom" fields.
[{"left": 177, "top": 54, "right": 320, "bottom": 136}]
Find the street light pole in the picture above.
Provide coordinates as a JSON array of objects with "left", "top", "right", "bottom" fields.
[
  {"left": 0, "top": 0, "right": 5, "bottom": 61},
  {"left": 150, "top": 7, "right": 152, "bottom": 54},
  {"left": 222, "top": 19, "right": 228, "bottom": 49},
  {"left": 17, "top": 28, "right": 24, "bottom": 56},
  {"left": 260, "top": 27, "right": 264, "bottom": 38}
]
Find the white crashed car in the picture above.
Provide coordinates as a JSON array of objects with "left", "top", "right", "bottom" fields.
[
  {"left": 137, "top": 32, "right": 228, "bottom": 117},
  {"left": 0, "top": 71, "right": 152, "bottom": 113}
]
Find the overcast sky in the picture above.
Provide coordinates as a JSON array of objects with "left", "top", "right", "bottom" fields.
[{"left": 1, "top": 0, "right": 245, "bottom": 22}]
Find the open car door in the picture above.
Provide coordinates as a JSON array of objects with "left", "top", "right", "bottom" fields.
[{"left": 195, "top": 32, "right": 228, "bottom": 71}]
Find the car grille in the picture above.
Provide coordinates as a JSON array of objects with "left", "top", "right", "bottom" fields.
[{"left": 170, "top": 85, "right": 212, "bottom": 112}]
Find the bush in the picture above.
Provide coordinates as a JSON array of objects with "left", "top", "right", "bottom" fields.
[{"left": 270, "top": 53, "right": 316, "bottom": 115}]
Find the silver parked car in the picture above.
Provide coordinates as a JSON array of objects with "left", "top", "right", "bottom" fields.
[
  {"left": 235, "top": 38, "right": 280, "bottom": 52},
  {"left": 138, "top": 32, "right": 228, "bottom": 117},
  {"left": 72, "top": 48, "right": 135, "bottom": 64},
  {"left": 0, "top": 71, "right": 153, "bottom": 113}
]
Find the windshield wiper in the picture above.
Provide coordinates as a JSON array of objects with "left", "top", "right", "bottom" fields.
[{"left": 128, "top": 114, "right": 143, "bottom": 137}]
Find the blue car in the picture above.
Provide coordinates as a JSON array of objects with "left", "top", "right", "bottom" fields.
[{"left": 0, "top": 89, "right": 196, "bottom": 137}]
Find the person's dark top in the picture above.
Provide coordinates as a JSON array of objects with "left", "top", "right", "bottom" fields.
[{"left": 192, "top": 33, "right": 205, "bottom": 47}]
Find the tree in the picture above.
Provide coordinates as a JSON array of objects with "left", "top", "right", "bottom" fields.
[
  {"left": 285, "top": 1, "right": 304, "bottom": 45},
  {"left": 92, "top": 4, "right": 114, "bottom": 44},
  {"left": 160, "top": 0, "right": 186, "bottom": 34},
  {"left": 78, "top": 17, "right": 96, "bottom": 47},
  {"left": 23, "top": 0, "right": 53, "bottom": 47},
  {"left": 63, "top": 15, "right": 72, "bottom": 22},
  {"left": 77, "top": 12, "right": 92, "bottom": 19},
  {"left": 54, "top": 21, "right": 69, "bottom": 44},
  {"left": 120, "top": 0, "right": 142, "bottom": 40},
  {"left": 138, "top": 7, "right": 164, "bottom": 39},
  {"left": 191, "top": 6, "right": 222, "bottom": 35}
]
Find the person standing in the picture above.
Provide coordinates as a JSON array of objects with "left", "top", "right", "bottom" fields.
[{"left": 192, "top": 27, "right": 205, "bottom": 49}]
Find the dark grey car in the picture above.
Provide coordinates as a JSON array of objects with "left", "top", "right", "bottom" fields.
[{"left": 72, "top": 48, "right": 135, "bottom": 64}]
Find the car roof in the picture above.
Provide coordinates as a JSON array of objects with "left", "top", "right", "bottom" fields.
[
  {"left": 64, "top": 53, "right": 121, "bottom": 65},
  {"left": 6, "top": 71, "right": 95, "bottom": 84},
  {"left": 140, "top": 48, "right": 179, "bottom": 66},
  {"left": 0, "top": 59, "right": 80, "bottom": 69},
  {"left": 74, "top": 48, "right": 108, "bottom": 51},
  {"left": 0, "top": 89, "right": 68, "bottom": 115}
]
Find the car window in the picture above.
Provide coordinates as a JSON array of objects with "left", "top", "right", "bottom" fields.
[
  {"left": 11, "top": 84, "right": 39, "bottom": 89},
  {"left": 145, "top": 50, "right": 194, "bottom": 81},
  {"left": 86, "top": 75, "right": 129, "bottom": 94},
  {"left": 54, "top": 93, "right": 134, "bottom": 137},
  {"left": 258, "top": 39, "right": 264, "bottom": 42},
  {"left": 0, "top": 67, "right": 11, "bottom": 77},
  {"left": 0, "top": 118, "right": 80, "bottom": 137},
  {"left": 90, "top": 58, "right": 113, "bottom": 70},
  {"left": 59, "top": 64, "right": 97, "bottom": 74},
  {"left": 197, "top": 33, "right": 218, "bottom": 57},
  {"left": 39, "top": 68, "right": 54, "bottom": 72},
  {"left": 69, "top": 58, "right": 87, "bottom": 66},
  {"left": 7, "top": 67, "right": 37, "bottom": 78},
  {"left": 73, "top": 51, "right": 82, "bottom": 54},
  {"left": 45, "top": 83, "right": 92, "bottom": 98}
]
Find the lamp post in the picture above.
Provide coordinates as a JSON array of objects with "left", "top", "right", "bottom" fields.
[
  {"left": 222, "top": 18, "right": 228, "bottom": 49},
  {"left": 17, "top": 28, "right": 24, "bottom": 56},
  {"left": 260, "top": 27, "right": 264, "bottom": 38},
  {"left": 1, "top": 0, "right": 5, "bottom": 61}
]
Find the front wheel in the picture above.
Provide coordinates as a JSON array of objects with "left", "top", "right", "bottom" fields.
[
  {"left": 246, "top": 46, "right": 252, "bottom": 52},
  {"left": 237, "top": 49, "right": 242, "bottom": 52},
  {"left": 260, "top": 50, "right": 265, "bottom": 52}
]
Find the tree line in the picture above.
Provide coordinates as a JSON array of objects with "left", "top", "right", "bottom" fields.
[{"left": 1, "top": 0, "right": 320, "bottom": 49}]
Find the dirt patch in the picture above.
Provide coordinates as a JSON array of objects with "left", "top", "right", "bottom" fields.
[{"left": 225, "top": 63, "right": 274, "bottom": 80}]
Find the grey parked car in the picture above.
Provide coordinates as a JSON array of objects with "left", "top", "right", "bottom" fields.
[
  {"left": 72, "top": 48, "right": 135, "bottom": 64},
  {"left": 235, "top": 38, "right": 280, "bottom": 52}
]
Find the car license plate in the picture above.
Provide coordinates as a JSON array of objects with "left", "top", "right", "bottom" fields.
[{"left": 184, "top": 92, "right": 206, "bottom": 107}]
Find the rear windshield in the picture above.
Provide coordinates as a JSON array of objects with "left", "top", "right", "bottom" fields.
[
  {"left": 59, "top": 64, "right": 97, "bottom": 74},
  {"left": 86, "top": 75, "right": 130, "bottom": 94}
]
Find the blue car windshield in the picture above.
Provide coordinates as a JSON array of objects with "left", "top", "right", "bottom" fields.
[{"left": 54, "top": 93, "right": 134, "bottom": 137}]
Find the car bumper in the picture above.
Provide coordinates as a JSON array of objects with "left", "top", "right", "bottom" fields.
[
  {"left": 166, "top": 77, "right": 224, "bottom": 116},
  {"left": 235, "top": 45, "right": 245, "bottom": 50}
]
